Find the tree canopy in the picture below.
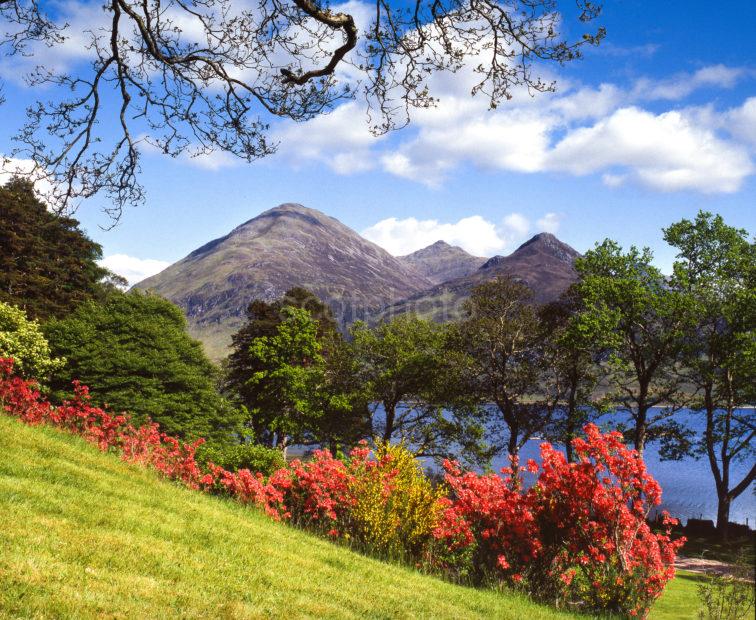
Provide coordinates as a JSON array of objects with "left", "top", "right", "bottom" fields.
[
  {"left": 0, "top": 0, "right": 604, "bottom": 218},
  {"left": 0, "top": 178, "right": 117, "bottom": 321},
  {"left": 44, "top": 290, "right": 243, "bottom": 443}
]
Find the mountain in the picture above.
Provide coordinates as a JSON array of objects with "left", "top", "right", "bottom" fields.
[
  {"left": 373, "top": 233, "right": 580, "bottom": 323},
  {"left": 134, "top": 204, "right": 432, "bottom": 359},
  {"left": 398, "top": 241, "right": 487, "bottom": 285}
]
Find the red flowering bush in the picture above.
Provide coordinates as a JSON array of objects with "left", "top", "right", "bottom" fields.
[
  {"left": 434, "top": 424, "right": 685, "bottom": 618},
  {"left": 1, "top": 358, "right": 684, "bottom": 617}
]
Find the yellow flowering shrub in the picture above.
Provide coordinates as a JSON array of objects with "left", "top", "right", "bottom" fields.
[{"left": 347, "top": 441, "right": 445, "bottom": 558}]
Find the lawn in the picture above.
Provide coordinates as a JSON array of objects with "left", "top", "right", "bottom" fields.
[{"left": 0, "top": 415, "right": 700, "bottom": 619}]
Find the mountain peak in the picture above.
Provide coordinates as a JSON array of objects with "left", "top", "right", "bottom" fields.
[
  {"left": 512, "top": 232, "right": 580, "bottom": 263},
  {"left": 399, "top": 241, "right": 486, "bottom": 285}
]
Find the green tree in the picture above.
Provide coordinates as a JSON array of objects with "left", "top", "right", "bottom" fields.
[
  {"left": 0, "top": 300, "right": 64, "bottom": 380},
  {"left": 242, "top": 306, "right": 369, "bottom": 454},
  {"left": 44, "top": 290, "right": 242, "bottom": 443},
  {"left": 539, "top": 288, "right": 601, "bottom": 462},
  {"left": 458, "top": 277, "right": 554, "bottom": 462},
  {"left": 664, "top": 212, "right": 755, "bottom": 539},
  {"left": 352, "top": 315, "right": 486, "bottom": 465},
  {"left": 574, "top": 240, "right": 688, "bottom": 454},
  {"left": 0, "top": 178, "right": 117, "bottom": 320},
  {"left": 225, "top": 287, "right": 341, "bottom": 445}
]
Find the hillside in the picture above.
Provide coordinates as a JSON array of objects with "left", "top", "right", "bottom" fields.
[
  {"left": 0, "top": 415, "right": 579, "bottom": 619},
  {"left": 374, "top": 233, "right": 580, "bottom": 323},
  {"left": 134, "top": 204, "right": 431, "bottom": 359},
  {"left": 399, "top": 241, "right": 487, "bottom": 285}
]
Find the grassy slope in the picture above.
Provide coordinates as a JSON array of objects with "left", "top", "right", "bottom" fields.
[{"left": 0, "top": 416, "right": 696, "bottom": 619}]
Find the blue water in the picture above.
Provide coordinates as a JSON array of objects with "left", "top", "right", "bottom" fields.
[{"left": 384, "top": 406, "right": 756, "bottom": 526}]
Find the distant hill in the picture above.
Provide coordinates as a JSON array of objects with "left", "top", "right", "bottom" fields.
[
  {"left": 134, "top": 204, "right": 432, "bottom": 359},
  {"left": 398, "top": 241, "right": 487, "bottom": 285},
  {"left": 373, "top": 233, "right": 580, "bottom": 323}
]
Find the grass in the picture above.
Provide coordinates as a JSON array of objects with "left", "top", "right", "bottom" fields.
[{"left": 0, "top": 415, "right": 699, "bottom": 619}]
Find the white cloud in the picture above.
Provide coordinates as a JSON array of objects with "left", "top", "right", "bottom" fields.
[
  {"left": 99, "top": 254, "right": 170, "bottom": 286},
  {"left": 362, "top": 212, "right": 543, "bottom": 256},
  {"left": 536, "top": 212, "right": 562, "bottom": 233},
  {"left": 631, "top": 65, "right": 746, "bottom": 101},
  {"left": 727, "top": 97, "right": 756, "bottom": 148},
  {"left": 546, "top": 107, "right": 753, "bottom": 193}
]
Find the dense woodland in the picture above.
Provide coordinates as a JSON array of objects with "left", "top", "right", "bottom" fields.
[{"left": 1, "top": 178, "right": 754, "bottom": 541}]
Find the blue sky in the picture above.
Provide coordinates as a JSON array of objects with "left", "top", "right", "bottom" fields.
[{"left": 1, "top": 0, "right": 754, "bottom": 284}]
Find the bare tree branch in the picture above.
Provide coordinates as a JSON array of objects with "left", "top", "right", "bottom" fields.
[{"left": 0, "top": 0, "right": 604, "bottom": 220}]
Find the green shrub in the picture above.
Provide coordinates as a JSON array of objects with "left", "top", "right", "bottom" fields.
[
  {"left": 196, "top": 442, "right": 285, "bottom": 477},
  {"left": 0, "top": 301, "right": 64, "bottom": 380},
  {"left": 697, "top": 553, "right": 755, "bottom": 620}
]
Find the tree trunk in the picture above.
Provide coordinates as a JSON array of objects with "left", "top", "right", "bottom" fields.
[
  {"left": 383, "top": 401, "right": 396, "bottom": 443},
  {"left": 716, "top": 495, "right": 731, "bottom": 542},
  {"left": 565, "top": 384, "right": 578, "bottom": 462}
]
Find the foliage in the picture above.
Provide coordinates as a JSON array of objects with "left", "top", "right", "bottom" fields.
[
  {"left": 457, "top": 276, "right": 554, "bottom": 459},
  {"left": 0, "top": 301, "right": 64, "bottom": 380},
  {"left": 233, "top": 301, "right": 369, "bottom": 450},
  {"left": 0, "top": 178, "right": 118, "bottom": 320},
  {"left": 44, "top": 290, "right": 242, "bottom": 443},
  {"left": 226, "top": 287, "right": 367, "bottom": 449},
  {"left": 435, "top": 424, "right": 685, "bottom": 618},
  {"left": 663, "top": 211, "right": 756, "bottom": 538},
  {"left": 195, "top": 441, "right": 285, "bottom": 477},
  {"left": 573, "top": 240, "right": 688, "bottom": 453},
  {"left": 352, "top": 315, "right": 487, "bottom": 466},
  {"left": 696, "top": 552, "right": 755, "bottom": 620}
]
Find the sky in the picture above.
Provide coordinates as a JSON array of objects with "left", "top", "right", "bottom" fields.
[{"left": 1, "top": 0, "right": 755, "bottom": 285}]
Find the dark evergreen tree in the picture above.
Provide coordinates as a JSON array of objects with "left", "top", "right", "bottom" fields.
[
  {"left": 0, "top": 178, "right": 115, "bottom": 320},
  {"left": 44, "top": 290, "right": 243, "bottom": 443}
]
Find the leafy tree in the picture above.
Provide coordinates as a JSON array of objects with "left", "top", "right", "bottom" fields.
[
  {"left": 664, "top": 212, "right": 755, "bottom": 539},
  {"left": 573, "top": 240, "right": 688, "bottom": 454},
  {"left": 0, "top": 177, "right": 118, "bottom": 321},
  {"left": 539, "top": 288, "right": 601, "bottom": 462},
  {"left": 242, "top": 306, "right": 369, "bottom": 454},
  {"left": 44, "top": 290, "right": 242, "bottom": 443},
  {"left": 0, "top": 300, "right": 64, "bottom": 380},
  {"left": 457, "top": 277, "right": 554, "bottom": 462},
  {"left": 0, "top": 0, "right": 604, "bottom": 216},
  {"left": 352, "top": 315, "right": 486, "bottom": 465},
  {"left": 226, "top": 287, "right": 340, "bottom": 444}
]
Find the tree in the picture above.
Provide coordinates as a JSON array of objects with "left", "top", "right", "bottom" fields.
[
  {"left": 0, "top": 178, "right": 117, "bottom": 320},
  {"left": 458, "top": 276, "right": 554, "bottom": 462},
  {"left": 240, "top": 305, "right": 370, "bottom": 454},
  {"left": 44, "top": 290, "right": 243, "bottom": 443},
  {"left": 0, "top": 300, "right": 64, "bottom": 380},
  {"left": 664, "top": 212, "right": 756, "bottom": 540},
  {"left": 225, "top": 287, "right": 339, "bottom": 444},
  {"left": 538, "top": 288, "right": 601, "bottom": 462},
  {"left": 0, "top": 0, "right": 604, "bottom": 217},
  {"left": 573, "top": 240, "right": 688, "bottom": 454},
  {"left": 352, "top": 315, "right": 485, "bottom": 465}
]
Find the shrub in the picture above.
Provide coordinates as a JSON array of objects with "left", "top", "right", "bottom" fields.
[
  {"left": 434, "top": 425, "right": 685, "bottom": 618},
  {"left": 195, "top": 442, "right": 285, "bottom": 477},
  {"left": 697, "top": 552, "right": 755, "bottom": 620},
  {"left": 0, "top": 302, "right": 64, "bottom": 380},
  {"left": 347, "top": 442, "right": 445, "bottom": 558}
]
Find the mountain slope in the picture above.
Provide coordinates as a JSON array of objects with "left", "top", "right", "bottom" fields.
[
  {"left": 374, "top": 233, "right": 580, "bottom": 323},
  {"left": 399, "top": 241, "right": 487, "bottom": 285},
  {"left": 135, "top": 204, "right": 431, "bottom": 359},
  {"left": 0, "top": 414, "right": 582, "bottom": 619}
]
